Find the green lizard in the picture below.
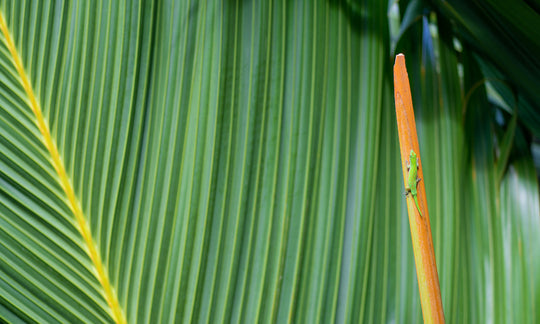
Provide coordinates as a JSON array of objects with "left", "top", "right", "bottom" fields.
[{"left": 405, "top": 149, "right": 422, "bottom": 217}]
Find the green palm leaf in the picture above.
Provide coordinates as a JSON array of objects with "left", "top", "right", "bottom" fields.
[{"left": 0, "top": 1, "right": 538, "bottom": 323}]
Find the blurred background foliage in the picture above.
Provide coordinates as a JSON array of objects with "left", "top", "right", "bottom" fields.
[
  {"left": 0, "top": 0, "right": 539, "bottom": 323},
  {"left": 389, "top": 0, "right": 540, "bottom": 322}
]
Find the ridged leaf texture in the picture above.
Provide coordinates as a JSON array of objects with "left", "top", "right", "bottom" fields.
[{"left": 0, "top": 1, "right": 538, "bottom": 323}]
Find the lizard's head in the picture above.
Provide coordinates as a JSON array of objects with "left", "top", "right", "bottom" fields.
[{"left": 409, "top": 150, "right": 416, "bottom": 159}]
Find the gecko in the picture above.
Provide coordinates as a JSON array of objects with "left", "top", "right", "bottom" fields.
[{"left": 405, "top": 149, "right": 422, "bottom": 217}]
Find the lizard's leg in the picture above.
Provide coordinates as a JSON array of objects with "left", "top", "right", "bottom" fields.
[{"left": 404, "top": 186, "right": 411, "bottom": 196}]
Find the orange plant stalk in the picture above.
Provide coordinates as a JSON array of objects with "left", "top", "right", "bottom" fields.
[{"left": 393, "top": 54, "right": 445, "bottom": 324}]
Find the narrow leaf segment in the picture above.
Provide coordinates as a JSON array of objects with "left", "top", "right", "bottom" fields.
[
  {"left": 0, "top": 13, "right": 126, "bottom": 324},
  {"left": 394, "top": 54, "right": 445, "bottom": 324}
]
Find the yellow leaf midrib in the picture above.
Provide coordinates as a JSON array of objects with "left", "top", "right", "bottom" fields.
[{"left": 0, "top": 13, "right": 126, "bottom": 324}]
